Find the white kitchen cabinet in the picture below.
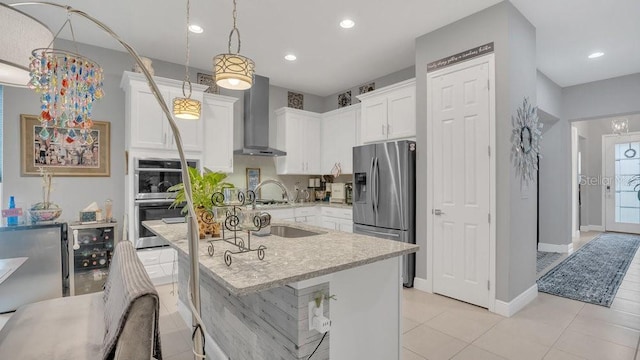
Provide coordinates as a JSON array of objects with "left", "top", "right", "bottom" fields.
[
  {"left": 321, "top": 105, "right": 359, "bottom": 175},
  {"left": 275, "top": 108, "right": 322, "bottom": 175},
  {"left": 202, "top": 93, "right": 238, "bottom": 173},
  {"left": 294, "top": 206, "right": 318, "bottom": 226},
  {"left": 357, "top": 78, "right": 415, "bottom": 144},
  {"left": 319, "top": 207, "right": 353, "bottom": 233},
  {"left": 121, "top": 71, "right": 207, "bottom": 153},
  {"left": 267, "top": 208, "right": 295, "bottom": 221}
]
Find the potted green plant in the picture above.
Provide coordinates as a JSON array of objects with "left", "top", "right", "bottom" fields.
[{"left": 168, "top": 166, "right": 234, "bottom": 238}]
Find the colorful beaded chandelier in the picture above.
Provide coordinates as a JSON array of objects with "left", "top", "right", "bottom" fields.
[{"left": 27, "top": 17, "right": 104, "bottom": 143}]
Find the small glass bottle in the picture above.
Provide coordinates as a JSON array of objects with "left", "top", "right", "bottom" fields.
[
  {"left": 7, "top": 196, "right": 18, "bottom": 226},
  {"left": 105, "top": 199, "right": 113, "bottom": 222}
]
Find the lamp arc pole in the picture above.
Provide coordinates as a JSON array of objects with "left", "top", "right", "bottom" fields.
[{"left": 9, "top": 2, "right": 206, "bottom": 358}]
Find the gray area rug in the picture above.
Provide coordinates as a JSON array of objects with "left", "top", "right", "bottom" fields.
[
  {"left": 536, "top": 251, "right": 563, "bottom": 275},
  {"left": 537, "top": 232, "right": 640, "bottom": 307}
]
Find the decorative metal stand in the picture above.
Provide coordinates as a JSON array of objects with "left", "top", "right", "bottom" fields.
[{"left": 206, "top": 190, "right": 270, "bottom": 266}]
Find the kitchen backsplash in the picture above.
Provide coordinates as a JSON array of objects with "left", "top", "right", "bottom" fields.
[{"left": 227, "top": 156, "right": 352, "bottom": 201}]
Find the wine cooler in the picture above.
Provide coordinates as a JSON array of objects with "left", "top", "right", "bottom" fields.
[{"left": 68, "top": 222, "right": 118, "bottom": 296}]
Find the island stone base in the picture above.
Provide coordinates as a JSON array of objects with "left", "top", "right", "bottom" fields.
[{"left": 177, "top": 253, "right": 330, "bottom": 360}]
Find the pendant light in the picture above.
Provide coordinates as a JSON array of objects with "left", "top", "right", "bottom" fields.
[
  {"left": 0, "top": 4, "right": 54, "bottom": 87},
  {"left": 213, "top": 0, "right": 255, "bottom": 90},
  {"left": 173, "top": 0, "right": 201, "bottom": 120}
]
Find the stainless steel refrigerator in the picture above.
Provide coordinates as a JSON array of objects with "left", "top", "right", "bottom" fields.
[{"left": 353, "top": 140, "right": 416, "bottom": 287}]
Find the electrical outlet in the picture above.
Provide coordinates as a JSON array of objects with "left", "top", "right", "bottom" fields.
[{"left": 308, "top": 300, "right": 323, "bottom": 331}]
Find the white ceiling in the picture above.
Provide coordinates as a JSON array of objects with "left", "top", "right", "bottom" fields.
[{"left": 4, "top": 0, "right": 639, "bottom": 96}]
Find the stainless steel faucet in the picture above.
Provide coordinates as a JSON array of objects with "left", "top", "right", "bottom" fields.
[{"left": 253, "top": 179, "right": 293, "bottom": 204}]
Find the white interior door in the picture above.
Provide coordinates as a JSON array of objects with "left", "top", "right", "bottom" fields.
[
  {"left": 430, "top": 58, "right": 491, "bottom": 308},
  {"left": 604, "top": 133, "right": 640, "bottom": 234}
]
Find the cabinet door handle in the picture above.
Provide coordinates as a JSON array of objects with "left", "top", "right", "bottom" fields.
[
  {"left": 229, "top": 158, "right": 232, "bottom": 168},
  {"left": 387, "top": 124, "right": 391, "bottom": 135},
  {"left": 382, "top": 124, "right": 385, "bottom": 135}
]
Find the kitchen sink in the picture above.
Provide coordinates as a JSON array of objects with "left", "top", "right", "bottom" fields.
[{"left": 270, "top": 225, "right": 325, "bottom": 238}]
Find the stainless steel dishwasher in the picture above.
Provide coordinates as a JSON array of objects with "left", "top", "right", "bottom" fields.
[{"left": 0, "top": 223, "right": 66, "bottom": 313}]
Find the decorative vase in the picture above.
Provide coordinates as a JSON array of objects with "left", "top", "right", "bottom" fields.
[
  {"left": 195, "top": 207, "right": 221, "bottom": 239},
  {"left": 29, "top": 202, "right": 62, "bottom": 223}
]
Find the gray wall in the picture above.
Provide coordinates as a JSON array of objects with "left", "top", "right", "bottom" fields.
[
  {"left": 415, "top": 1, "right": 538, "bottom": 302},
  {"left": 536, "top": 69, "right": 572, "bottom": 248},
  {"left": 538, "top": 112, "right": 572, "bottom": 246},
  {"left": 573, "top": 115, "right": 640, "bottom": 227},
  {"left": 1, "top": 39, "right": 324, "bottom": 227},
  {"left": 537, "top": 73, "right": 640, "bottom": 244},
  {"left": 322, "top": 66, "right": 415, "bottom": 112},
  {"left": 563, "top": 73, "right": 640, "bottom": 121},
  {"left": 536, "top": 71, "right": 562, "bottom": 119}
]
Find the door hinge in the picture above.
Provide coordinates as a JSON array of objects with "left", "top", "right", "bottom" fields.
[
  {"left": 488, "top": 213, "right": 491, "bottom": 223},
  {"left": 487, "top": 280, "right": 490, "bottom": 290},
  {"left": 488, "top": 146, "right": 491, "bottom": 157}
]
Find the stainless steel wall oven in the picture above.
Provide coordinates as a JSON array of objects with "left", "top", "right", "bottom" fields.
[{"left": 133, "top": 158, "right": 197, "bottom": 249}]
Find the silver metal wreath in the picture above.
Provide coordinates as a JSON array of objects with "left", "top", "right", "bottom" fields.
[{"left": 511, "top": 97, "right": 542, "bottom": 184}]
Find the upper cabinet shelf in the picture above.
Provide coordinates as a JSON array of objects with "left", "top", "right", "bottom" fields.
[{"left": 356, "top": 78, "right": 416, "bottom": 144}]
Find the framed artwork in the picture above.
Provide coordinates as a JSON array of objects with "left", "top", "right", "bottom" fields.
[
  {"left": 288, "top": 91, "right": 304, "bottom": 110},
  {"left": 197, "top": 72, "right": 219, "bottom": 94},
  {"left": 359, "top": 82, "right": 375, "bottom": 94},
  {"left": 246, "top": 168, "right": 261, "bottom": 197},
  {"left": 20, "top": 114, "right": 111, "bottom": 177},
  {"left": 338, "top": 91, "right": 352, "bottom": 108}
]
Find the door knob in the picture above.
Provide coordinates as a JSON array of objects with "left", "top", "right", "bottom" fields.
[{"left": 433, "top": 209, "right": 445, "bottom": 216}]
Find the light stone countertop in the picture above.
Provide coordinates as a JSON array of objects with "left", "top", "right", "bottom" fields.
[
  {"left": 253, "top": 201, "right": 352, "bottom": 210},
  {"left": 143, "top": 220, "right": 418, "bottom": 296}
]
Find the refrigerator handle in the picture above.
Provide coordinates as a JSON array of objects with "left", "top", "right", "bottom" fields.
[
  {"left": 370, "top": 157, "right": 376, "bottom": 213},
  {"left": 373, "top": 157, "right": 380, "bottom": 212}
]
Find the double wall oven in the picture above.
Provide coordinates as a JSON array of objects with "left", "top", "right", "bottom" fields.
[{"left": 134, "top": 158, "right": 198, "bottom": 250}]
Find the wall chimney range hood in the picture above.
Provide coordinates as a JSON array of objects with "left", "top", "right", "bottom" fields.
[{"left": 234, "top": 75, "right": 286, "bottom": 157}]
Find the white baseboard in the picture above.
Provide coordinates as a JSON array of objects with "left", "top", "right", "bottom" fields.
[
  {"left": 538, "top": 242, "right": 573, "bottom": 254},
  {"left": 579, "top": 225, "right": 605, "bottom": 232},
  {"left": 494, "top": 283, "right": 538, "bottom": 317},
  {"left": 178, "top": 300, "right": 228, "bottom": 360},
  {"left": 412, "top": 277, "right": 431, "bottom": 293}
]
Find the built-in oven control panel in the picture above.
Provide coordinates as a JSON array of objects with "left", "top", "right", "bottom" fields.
[{"left": 134, "top": 158, "right": 198, "bottom": 200}]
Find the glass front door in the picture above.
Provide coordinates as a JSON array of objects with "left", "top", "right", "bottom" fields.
[{"left": 605, "top": 134, "right": 640, "bottom": 233}]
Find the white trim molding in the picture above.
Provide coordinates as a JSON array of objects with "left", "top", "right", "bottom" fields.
[
  {"left": 538, "top": 242, "right": 574, "bottom": 254},
  {"left": 580, "top": 225, "right": 605, "bottom": 232},
  {"left": 494, "top": 284, "right": 538, "bottom": 317},
  {"left": 413, "top": 277, "right": 431, "bottom": 293}
]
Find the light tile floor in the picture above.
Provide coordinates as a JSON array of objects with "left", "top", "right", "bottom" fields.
[
  {"left": 402, "top": 232, "right": 640, "bottom": 360},
  {"left": 2, "top": 231, "right": 639, "bottom": 360}
]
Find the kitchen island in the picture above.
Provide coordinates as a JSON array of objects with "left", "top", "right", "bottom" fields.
[{"left": 144, "top": 220, "right": 418, "bottom": 360}]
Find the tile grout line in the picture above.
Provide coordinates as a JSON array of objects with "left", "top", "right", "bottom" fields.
[{"left": 539, "top": 300, "right": 584, "bottom": 360}]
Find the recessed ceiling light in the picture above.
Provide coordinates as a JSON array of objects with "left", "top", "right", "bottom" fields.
[
  {"left": 588, "top": 52, "right": 604, "bottom": 59},
  {"left": 284, "top": 54, "right": 297, "bottom": 61},
  {"left": 188, "top": 24, "right": 204, "bottom": 34},
  {"left": 340, "top": 19, "right": 355, "bottom": 29}
]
